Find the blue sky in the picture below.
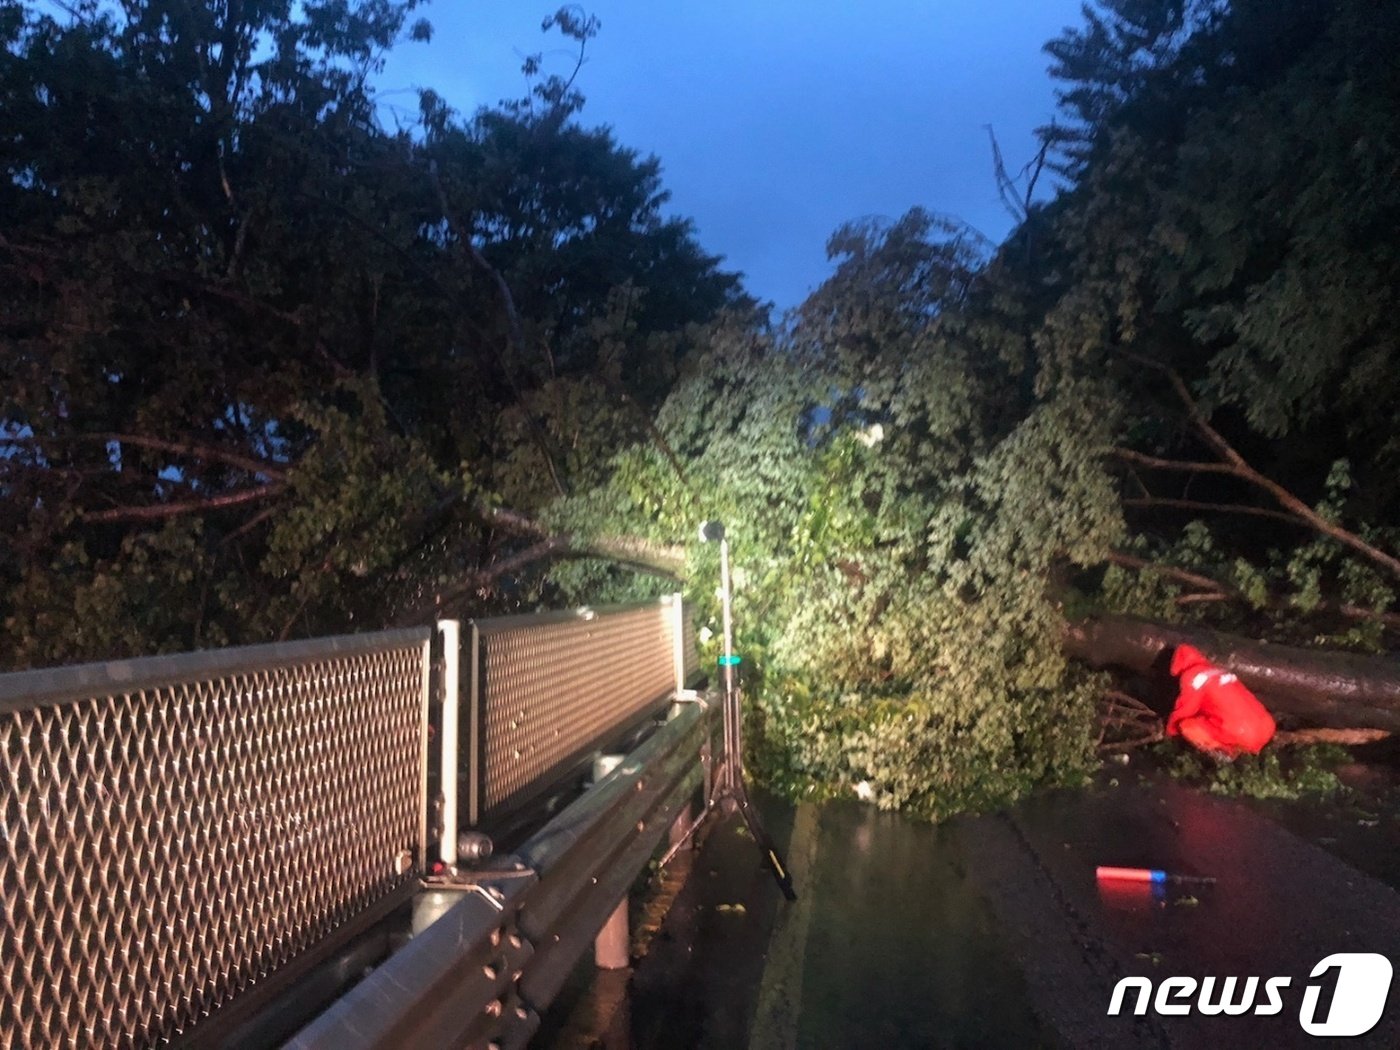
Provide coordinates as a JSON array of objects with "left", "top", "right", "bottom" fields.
[{"left": 377, "top": 1, "right": 1088, "bottom": 312}]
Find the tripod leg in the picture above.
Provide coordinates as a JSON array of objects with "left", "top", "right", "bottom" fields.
[
  {"left": 657, "top": 795, "right": 716, "bottom": 871},
  {"left": 734, "top": 787, "right": 798, "bottom": 901},
  {"left": 717, "top": 682, "right": 796, "bottom": 901},
  {"left": 661, "top": 765, "right": 797, "bottom": 899}
]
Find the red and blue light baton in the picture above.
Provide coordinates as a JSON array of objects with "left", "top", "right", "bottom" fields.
[{"left": 1096, "top": 866, "right": 1216, "bottom": 885}]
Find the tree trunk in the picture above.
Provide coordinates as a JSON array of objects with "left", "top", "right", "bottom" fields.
[{"left": 1064, "top": 614, "right": 1400, "bottom": 733}]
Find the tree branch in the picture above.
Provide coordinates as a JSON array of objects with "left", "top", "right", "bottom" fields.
[
  {"left": 1104, "top": 551, "right": 1229, "bottom": 597},
  {"left": 479, "top": 504, "right": 685, "bottom": 576},
  {"left": 1111, "top": 353, "right": 1400, "bottom": 580},
  {"left": 1168, "top": 371, "right": 1400, "bottom": 578},
  {"left": 1274, "top": 728, "right": 1390, "bottom": 747},
  {"left": 99, "top": 432, "right": 287, "bottom": 480},
  {"left": 1096, "top": 689, "right": 1164, "bottom": 751},
  {"left": 1109, "top": 446, "right": 1238, "bottom": 477},
  {"left": 427, "top": 164, "right": 569, "bottom": 499},
  {"left": 220, "top": 504, "right": 279, "bottom": 545},
  {"left": 1121, "top": 496, "right": 1299, "bottom": 526},
  {"left": 1101, "top": 550, "right": 1400, "bottom": 629},
  {"left": 407, "top": 532, "right": 685, "bottom": 622},
  {"left": 5, "top": 431, "right": 288, "bottom": 480},
  {"left": 79, "top": 484, "right": 283, "bottom": 524},
  {"left": 430, "top": 537, "right": 570, "bottom": 611}
]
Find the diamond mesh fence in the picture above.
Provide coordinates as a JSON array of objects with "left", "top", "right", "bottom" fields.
[
  {"left": 469, "top": 598, "right": 695, "bottom": 824},
  {"left": 682, "top": 608, "right": 699, "bottom": 684},
  {"left": 0, "top": 629, "right": 431, "bottom": 1049}
]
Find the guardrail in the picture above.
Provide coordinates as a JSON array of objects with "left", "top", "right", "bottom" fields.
[
  {"left": 0, "top": 629, "right": 433, "bottom": 1049},
  {"left": 0, "top": 594, "right": 703, "bottom": 1047},
  {"left": 286, "top": 695, "right": 715, "bottom": 1050}
]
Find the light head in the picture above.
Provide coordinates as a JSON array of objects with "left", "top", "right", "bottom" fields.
[{"left": 698, "top": 520, "right": 726, "bottom": 544}]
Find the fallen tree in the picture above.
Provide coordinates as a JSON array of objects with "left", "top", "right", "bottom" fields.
[{"left": 1065, "top": 614, "right": 1400, "bottom": 733}]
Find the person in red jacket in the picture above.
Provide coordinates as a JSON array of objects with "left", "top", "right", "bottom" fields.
[{"left": 1167, "top": 644, "right": 1277, "bottom": 757}]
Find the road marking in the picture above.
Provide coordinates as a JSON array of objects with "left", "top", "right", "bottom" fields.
[{"left": 749, "top": 803, "right": 821, "bottom": 1050}]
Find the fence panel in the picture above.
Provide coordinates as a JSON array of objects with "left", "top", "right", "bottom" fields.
[
  {"left": 468, "top": 597, "right": 693, "bottom": 825},
  {"left": 0, "top": 628, "right": 431, "bottom": 1049}
]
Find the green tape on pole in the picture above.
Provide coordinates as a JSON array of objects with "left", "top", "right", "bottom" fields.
[{"left": 718, "top": 654, "right": 742, "bottom": 666}]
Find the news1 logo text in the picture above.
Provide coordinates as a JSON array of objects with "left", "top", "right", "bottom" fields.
[{"left": 1108, "top": 953, "right": 1393, "bottom": 1037}]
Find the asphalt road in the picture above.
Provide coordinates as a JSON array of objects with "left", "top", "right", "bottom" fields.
[{"left": 541, "top": 778, "right": 1400, "bottom": 1049}]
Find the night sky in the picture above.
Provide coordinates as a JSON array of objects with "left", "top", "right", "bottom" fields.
[{"left": 377, "top": 1, "right": 1088, "bottom": 312}]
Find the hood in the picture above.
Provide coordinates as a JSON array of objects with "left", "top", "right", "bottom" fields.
[{"left": 1170, "top": 644, "right": 1210, "bottom": 677}]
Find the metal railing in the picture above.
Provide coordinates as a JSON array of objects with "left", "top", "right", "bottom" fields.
[
  {"left": 0, "top": 593, "right": 703, "bottom": 1047},
  {"left": 437, "top": 596, "right": 697, "bottom": 862},
  {"left": 287, "top": 696, "right": 716, "bottom": 1050},
  {"left": 289, "top": 594, "right": 711, "bottom": 1049},
  {"left": 0, "top": 629, "right": 432, "bottom": 1049}
]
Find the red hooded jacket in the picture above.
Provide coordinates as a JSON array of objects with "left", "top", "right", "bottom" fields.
[{"left": 1167, "top": 644, "right": 1276, "bottom": 755}]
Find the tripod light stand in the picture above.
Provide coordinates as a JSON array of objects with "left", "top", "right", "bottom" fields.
[{"left": 661, "top": 520, "right": 796, "bottom": 901}]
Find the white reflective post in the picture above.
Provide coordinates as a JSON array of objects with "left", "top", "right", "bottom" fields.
[
  {"left": 437, "top": 619, "right": 461, "bottom": 867},
  {"left": 670, "top": 591, "right": 686, "bottom": 695},
  {"left": 718, "top": 538, "right": 736, "bottom": 704}
]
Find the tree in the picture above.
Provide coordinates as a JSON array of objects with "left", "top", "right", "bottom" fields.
[
  {"left": 546, "top": 0, "right": 1400, "bottom": 815},
  {"left": 0, "top": 2, "right": 743, "bottom": 668},
  {"left": 549, "top": 213, "right": 1123, "bottom": 818},
  {"left": 1031, "top": 0, "right": 1400, "bottom": 652},
  {"left": 7, "top": 0, "right": 1396, "bottom": 819}
]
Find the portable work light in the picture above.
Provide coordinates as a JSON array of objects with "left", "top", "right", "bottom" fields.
[
  {"left": 665, "top": 519, "right": 796, "bottom": 901},
  {"left": 697, "top": 520, "right": 738, "bottom": 702}
]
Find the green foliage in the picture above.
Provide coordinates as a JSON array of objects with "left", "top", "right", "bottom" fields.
[
  {"left": 258, "top": 383, "right": 456, "bottom": 635},
  {"left": 1156, "top": 743, "right": 1348, "bottom": 801},
  {"left": 3, "top": 0, "right": 1396, "bottom": 826},
  {"left": 4, "top": 521, "right": 216, "bottom": 668},
  {"left": 1033, "top": 0, "right": 1400, "bottom": 648},
  {"left": 551, "top": 0, "right": 1400, "bottom": 821},
  {"left": 554, "top": 218, "right": 1121, "bottom": 819}
]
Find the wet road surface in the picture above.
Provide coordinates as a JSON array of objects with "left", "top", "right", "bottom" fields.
[{"left": 540, "top": 779, "right": 1400, "bottom": 1049}]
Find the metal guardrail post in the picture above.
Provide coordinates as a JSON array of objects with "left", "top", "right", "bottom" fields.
[
  {"left": 594, "top": 897, "right": 631, "bottom": 971},
  {"left": 669, "top": 590, "right": 686, "bottom": 694},
  {"left": 419, "top": 633, "right": 433, "bottom": 871},
  {"left": 590, "top": 752, "right": 632, "bottom": 971},
  {"left": 438, "top": 619, "right": 461, "bottom": 867},
  {"left": 469, "top": 620, "right": 482, "bottom": 827}
]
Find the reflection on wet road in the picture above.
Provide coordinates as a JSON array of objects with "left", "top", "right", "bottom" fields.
[
  {"left": 542, "top": 780, "right": 1400, "bottom": 1049},
  {"left": 748, "top": 802, "right": 1051, "bottom": 1049}
]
